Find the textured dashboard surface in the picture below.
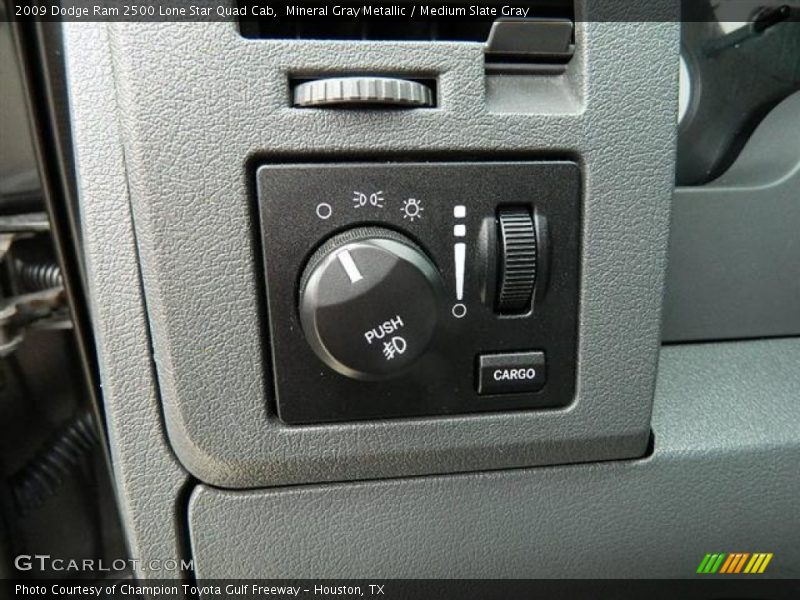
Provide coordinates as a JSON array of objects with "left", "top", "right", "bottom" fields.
[
  {"left": 664, "top": 91, "right": 800, "bottom": 342},
  {"left": 189, "top": 338, "right": 800, "bottom": 578},
  {"left": 101, "top": 12, "right": 678, "bottom": 487},
  {"left": 64, "top": 23, "right": 189, "bottom": 578}
]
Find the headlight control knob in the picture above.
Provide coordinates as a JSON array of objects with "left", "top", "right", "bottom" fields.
[
  {"left": 496, "top": 208, "right": 538, "bottom": 314},
  {"left": 299, "top": 227, "right": 443, "bottom": 381}
]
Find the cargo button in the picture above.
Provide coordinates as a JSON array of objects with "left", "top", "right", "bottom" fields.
[{"left": 477, "top": 351, "right": 546, "bottom": 394}]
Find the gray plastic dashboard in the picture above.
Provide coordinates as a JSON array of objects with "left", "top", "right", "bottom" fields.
[
  {"left": 69, "top": 17, "right": 676, "bottom": 489},
  {"left": 62, "top": 7, "right": 800, "bottom": 581},
  {"left": 189, "top": 338, "right": 800, "bottom": 578}
]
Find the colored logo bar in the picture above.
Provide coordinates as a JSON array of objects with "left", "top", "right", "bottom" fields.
[{"left": 697, "top": 553, "right": 773, "bottom": 574}]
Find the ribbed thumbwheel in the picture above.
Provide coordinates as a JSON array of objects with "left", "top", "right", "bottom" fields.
[
  {"left": 293, "top": 77, "right": 434, "bottom": 108},
  {"left": 496, "top": 208, "right": 537, "bottom": 314}
]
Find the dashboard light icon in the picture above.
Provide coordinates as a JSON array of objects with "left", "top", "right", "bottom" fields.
[{"left": 401, "top": 198, "right": 424, "bottom": 222}]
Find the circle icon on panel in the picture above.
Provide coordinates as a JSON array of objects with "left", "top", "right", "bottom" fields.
[
  {"left": 316, "top": 202, "right": 333, "bottom": 220},
  {"left": 451, "top": 303, "right": 467, "bottom": 319}
]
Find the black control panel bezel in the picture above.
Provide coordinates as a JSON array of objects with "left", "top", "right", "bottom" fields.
[{"left": 257, "top": 162, "right": 581, "bottom": 424}]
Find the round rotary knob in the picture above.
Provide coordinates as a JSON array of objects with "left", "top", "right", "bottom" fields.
[
  {"left": 299, "top": 227, "right": 443, "bottom": 381},
  {"left": 496, "top": 208, "right": 537, "bottom": 314},
  {"left": 293, "top": 77, "right": 434, "bottom": 108}
]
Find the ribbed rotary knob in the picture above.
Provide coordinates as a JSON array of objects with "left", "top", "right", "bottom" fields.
[
  {"left": 496, "top": 208, "right": 537, "bottom": 314},
  {"left": 293, "top": 77, "right": 434, "bottom": 108},
  {"left": 298, "top": 227, "right": 443, "bottom": 380}
]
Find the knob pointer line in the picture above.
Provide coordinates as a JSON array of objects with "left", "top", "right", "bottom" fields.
[{"left": 336, "top": 249, "right": 363, "bottom": 284}]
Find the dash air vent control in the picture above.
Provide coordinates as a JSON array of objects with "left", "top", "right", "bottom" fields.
[
  {"left": 485, "top": 17, "right": 575, "bottom": 71},
  {"left": 293, "top": 77, "right": 434, "bottom": 108},
  {"left": 258, "top": 162, "right": 580, "bottom": 424}
]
